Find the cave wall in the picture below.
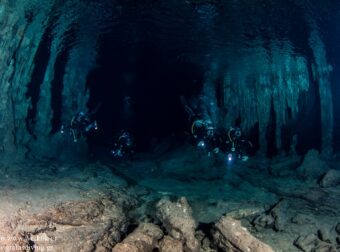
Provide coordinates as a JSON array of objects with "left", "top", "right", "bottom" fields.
[
  {"left": 29, "top": 1, "right": 100, "bottom": 159},
  {"left": 0, "top": 1, "right": 54, "bottom": 158},
  {"left": 0, "top": 0, "right": 103, "bottom": 159},
  {"left": 0, "top": 0, "right": 336, "bottom": 160}
]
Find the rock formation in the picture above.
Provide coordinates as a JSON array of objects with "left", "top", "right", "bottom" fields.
[
  {"left": 156, "top": 197, "right": 200, "bottom": 252},
  {"left": 297, "top": 149, "right": 329, "bottom": 180},
  {"left": 1, "top": 198, "right": 128, "bottom": 251},
  {"left": 112, "top": 223, "right": 163, "bottom": 252},
  {"left": 212, "top": 216, "right": 274, "bottom": 252}
]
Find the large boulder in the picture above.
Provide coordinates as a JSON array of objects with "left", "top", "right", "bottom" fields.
[
  {"left": 297, "top": 149, "right": 329, "bottom": 180},
  {"left": 320, "top": 169, "right": 340, "bottom": 188},
  {"left": 212, "top": 216, "right": 274, "bottom": 252},
  {"left": 156, "top": 197, "right": 199, "bottom": 252},
  {"left": 10, "top": 198, "right": 128, "bottom": 251},
  {"left": 112, "top": 223, "right": 163, "bottom": 252},
  {"left": 291, "top": 214, "right": 315, "bottom": 225}
]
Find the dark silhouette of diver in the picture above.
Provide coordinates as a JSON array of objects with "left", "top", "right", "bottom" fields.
[
  {"left": 60, "top": 103, "right": 101, "bottom": 142},
  {"left": 224, "top": 126, "right": 253, "bottom": 161},
  {"left": 110, "top": 131, "right": 135, "bottom": 160}
]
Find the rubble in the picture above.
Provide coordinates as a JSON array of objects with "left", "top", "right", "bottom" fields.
[{"left": 212, "top": 216, "right": 274, "bottom": 252}]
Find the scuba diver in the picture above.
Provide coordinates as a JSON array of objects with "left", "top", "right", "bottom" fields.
[
  {"left": 225, "top": 126, "right": 253, "bottom": 161},
  {"left": 181, "top": 96, "right": 252, "bottom": 160},
  {"left": 110, "top": 131, "right": 135, "bottom": 160},
  {"left": 181, "top": 97, "right": 223, "bottom": 156},
  {"left": 60, "top": 103, "right": 101, "bottom": 142},
  {"left": 61, "top": 111, "right": 98, "bottom": 142},
  {"left": 191, "top": 119, "right": 221, "bottom": 156}
]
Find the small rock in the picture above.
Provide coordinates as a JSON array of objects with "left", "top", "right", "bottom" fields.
[
  {"left": 226, "top": 206, "right": 266, "bottom": 219},
  {"left": 336, "top": 223, "right": 340, "bottom": 235},
  {"left": 159, "top": 235, "right": 183, "bottom": 252},
  {"left": 112, "top": 223, "right": 163, "bottom": 252},
  {"left": 291, "top": 214, "right": 315, "bottom": 225},
  {"left": 297, "top": 149, "right": 329, "bottom": 180},
  {"left": 212, "top": 216, "right": 274, "bottom": 252},
  {"left": 294, "top": 233, "right": 319, "bottom": 251},
  {"left": 318, "top": 227, "right": 333, "bottom": 243},
  {"left": 156, "top": 197, "right": 199, "bottom": 252},
  {"left": 268, "top": 156, "right": 300, "bottom": 177},
  {"left": 252, "top": 199, "right": 288, "bottom": 232},
  {"left": 201, "top": 237, "right": 212, "bottom": 250},
  {"left": 313, "top": 241, "right": 337, "bottom": 252},
  {"left": 298, "top": 188, "right": 327, "bottom": 203},
  {"left": 270, "top": 199, "right": 288, "bottom": 231},
  {"left": 252, "top": 214, "right": 274, "bottom": 230},
  {"left": 112, "top": 243, "right": 140, "bottom": 252},
  {"left": 320, "top": 169, "right": 340, "bottom": 188},
  {"left": 196, "top": 230, "right": 213, "bottom": 251}
]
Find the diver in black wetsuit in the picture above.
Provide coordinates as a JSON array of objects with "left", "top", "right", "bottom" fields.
[
  {"left": 191, "top": 119, "right": 222, "bottom": 156},
  {"left": 224, "top": 127, "right": 252, "bottom": 161},
  {"left": 110, "top": 131, "right": 135, "bottom": 160},
  {"left": 61, "top": 110, "right": 98, "bottom": 142}
]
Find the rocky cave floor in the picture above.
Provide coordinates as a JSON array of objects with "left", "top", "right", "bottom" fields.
[{"left": 0, "top": 145, "right": 339, "bottom": 252}]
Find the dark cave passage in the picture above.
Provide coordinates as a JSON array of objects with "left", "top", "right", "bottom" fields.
[{"left": 86, "top": 44, "right": 204, "bottom": 151}]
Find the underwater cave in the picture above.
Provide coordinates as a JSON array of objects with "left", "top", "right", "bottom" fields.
[{"left": 0, "top": 0, "right": 339, "bottom": 251}]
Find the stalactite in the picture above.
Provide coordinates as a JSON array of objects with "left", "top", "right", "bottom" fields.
[
  {"left": 270, "top": 49, "right": 310, "bottom": 153},
  {"left": 61, "top": 1, "right": 112, "bottom": 125},
  {"left": 201, "top": 62, "right": 220, "bottom": 126},
  {"left": 220, "top": 41, "right": 310, "bottom": 156},
  {"left": 25, "top": 0, "right": 111, "bottom": 158},
  {"left": 308, "top": 30, "right": 333, "bottom": 157},
  {"left": 62, "top": 47, "right": 92, "bottom": 123},
  {"left": 29, "top": 23, "right": 63, "bottom": 158}
]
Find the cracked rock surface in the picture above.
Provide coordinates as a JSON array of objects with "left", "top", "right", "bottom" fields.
[{"left": 156, "top": 197, "right": 200, "bottom": 252}]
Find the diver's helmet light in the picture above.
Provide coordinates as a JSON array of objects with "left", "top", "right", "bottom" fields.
[
  {"left": 228, "top": 153, "right": 233, "bottom": 162},
  {"left": 198, "top": 141, "right": 205, "bottom": 148}
]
